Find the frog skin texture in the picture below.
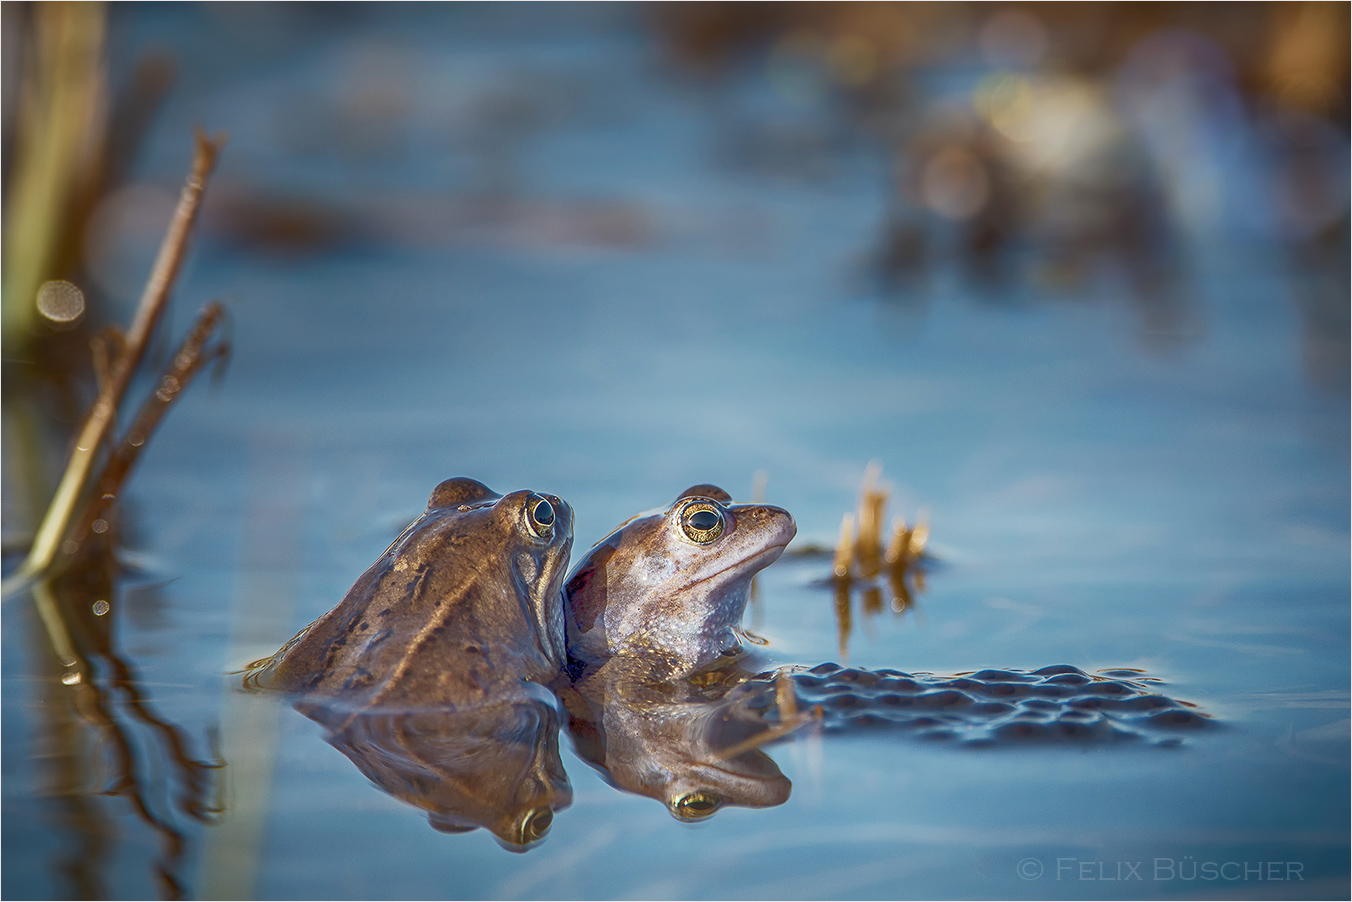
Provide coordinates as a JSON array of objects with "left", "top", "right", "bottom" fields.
[
  {"left": 564, "top": 484, "right": 796, "bottom": 680},
  {"left": 245, "top": 478, "right": 576, "bottom": 848},
  {"left": 249, "top": 477, "right": 573, "bottom": 710}
]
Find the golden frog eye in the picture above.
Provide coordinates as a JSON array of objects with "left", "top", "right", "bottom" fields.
[
  {"left": 672, "top": 791, "right": 722, "bottom": 820},
  {"left": 521, "top": 807, "right": 553, "bottom": 841},
  {"left": 526, "top": 494, "right": 555, "bottom": 538},
  {"left": 680, "top": 502, "right": 724, "bottom": 544}
]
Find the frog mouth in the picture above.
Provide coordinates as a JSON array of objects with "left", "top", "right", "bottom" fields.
[{"left": 696, "top": 541, "right": 791, "bottom": 585}]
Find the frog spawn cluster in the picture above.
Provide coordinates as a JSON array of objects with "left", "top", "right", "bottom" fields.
[{"left": 726, "top": 663, "right": 1214, "bottom": 747}]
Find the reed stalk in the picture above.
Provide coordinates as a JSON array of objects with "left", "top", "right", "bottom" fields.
[{"left": 4, "top": 132, "right": 224, "bottom": 593}]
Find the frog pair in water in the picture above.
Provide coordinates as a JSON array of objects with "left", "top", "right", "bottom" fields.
[
  {"left": 251, "top": 478, "right": 793, "bottom": 698},
  {"left": 250, "top": 477, "right": 1211, "bottom": 849},
  {"left": 248, "top": 477, "right": 797, "bottom": 847}
]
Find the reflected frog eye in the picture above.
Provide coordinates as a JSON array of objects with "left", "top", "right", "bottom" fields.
[
  {"left": 680, "top": 503, "right": 724, "bottom": 544},
  {"left": 672, "top": 791, "right": 722, "bottom": 820},
  {"left": 521, "top": 808, "right": 553, "bottom": 842},
  {"left": 526, "top": 495, "right": 555, "bottom": 537}
]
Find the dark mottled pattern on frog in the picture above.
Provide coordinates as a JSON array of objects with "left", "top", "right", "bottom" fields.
[{"left": 728, "top": 663, "right": 1215, "bottom": 747}]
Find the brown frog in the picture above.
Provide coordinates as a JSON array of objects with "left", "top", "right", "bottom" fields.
[
  {"left": 249, "top": 477, "right": 573, "bottom": 709},
  {"left": 557, "top": 484, "right": 797, "bottom": 820},
  {"left": 563, "top": 485, "right": 795, "bottom": 679}
]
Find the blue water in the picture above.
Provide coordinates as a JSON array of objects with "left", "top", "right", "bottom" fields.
[{"left": 3, "top": 4, "right": 1347, "bottom": 899}]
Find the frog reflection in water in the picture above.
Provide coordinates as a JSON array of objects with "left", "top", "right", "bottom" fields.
[
  {"left": 247, "top": 478, "right": 574, "bottom": 850},
  {"left": 562, "top": 486, "right": 1217, "bottom": 821},
  {"left": 560, "top": 485, "right": 799, "bottom": 820}
]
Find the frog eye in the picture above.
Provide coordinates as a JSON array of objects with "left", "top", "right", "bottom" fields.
[
  {"left": 521, "top": 808, "right": 553, "bottom": 842},
  {"left": 526, "top": 494, "right": 555, "bottom": 538},
  {"left": 680, "top": 502, "right": 724, "bottom": 544},
  {"left": 672, "top": 791, "right": 722, "bottom": 820}
]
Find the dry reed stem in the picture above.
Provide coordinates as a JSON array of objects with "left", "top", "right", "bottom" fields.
[
  {"left": 832, "top": 513, "right": 854, "bottom": 579},
  {"left": 32, "top": 579, "right": 81, "bottom": 671},
  {"left": 834, "top": 578, "right": 852, "bottom": 660},
  {"left": 887, "top": 558, "right": 915, "bottom": 611},
  {"left": 908, "top": 520, "right": 930, "bottom": 556},
  {"left": 775, "top": 669, "right": 798, "bottom": 719},
  {"left": 68, "top": 303, "right": 230, "bottom": 550},
  {"left": 6, "top": 132, "right": 224, "bottom": 591},
  {"left": 89, "top": 327, "right": 125, "bottom": 396},
  {"left": 884, "top": 516, "right": 908, "bottom": 563},
  {"left": 832, "top": 465, "right": 933, "bottom": 653},
  {"left": 857, "top": 485, "right": 887, "bottom": 578}
]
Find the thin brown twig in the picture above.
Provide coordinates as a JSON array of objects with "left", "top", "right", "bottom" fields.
[
  {"left": 6, "top": 130, "right": 225, "bottom": 591},
  {"left": 67, "top": 302, "right": 230, "bottom": 551},
  {"left": 89, "top": 327, "right": 125, "bottom": 396}
]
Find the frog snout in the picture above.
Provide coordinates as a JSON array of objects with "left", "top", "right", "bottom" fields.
[{"left": 735, "top": 504, "right": 797, "bottom": 550}]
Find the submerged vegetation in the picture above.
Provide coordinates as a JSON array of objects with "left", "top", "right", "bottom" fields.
[{"left": 3, "top": 9, "right": 234, "bottom": 897}]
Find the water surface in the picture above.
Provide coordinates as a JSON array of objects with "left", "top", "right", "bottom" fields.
[{"left": 3, "top": 5, "right": 1348, "bottom": 900}]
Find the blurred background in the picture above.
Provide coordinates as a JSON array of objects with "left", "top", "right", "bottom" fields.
[{"left": 3, "top": 3, "right": 1348, "bottom": 900}]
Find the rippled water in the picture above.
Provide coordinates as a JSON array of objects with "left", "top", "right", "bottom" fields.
[{"left": 3, "top": 5, "right": 1348, "bottom": 900}]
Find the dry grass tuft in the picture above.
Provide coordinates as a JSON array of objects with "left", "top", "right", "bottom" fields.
[{"left": 829, "top": 461, "right": 931, "bottom": 657}]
